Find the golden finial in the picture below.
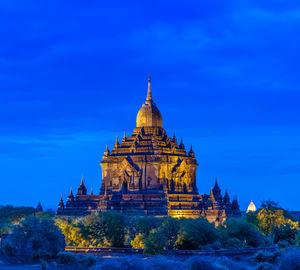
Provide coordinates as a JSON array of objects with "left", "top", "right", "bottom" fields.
[
  {"left": 146, "top": 74, "right": 152, "bottom": 101},
  {"left": 210, "top": 187, "right": 215, "bottom": 200},
  {"left": 114, "top": 136, "right": 119, "bottom": 148}
]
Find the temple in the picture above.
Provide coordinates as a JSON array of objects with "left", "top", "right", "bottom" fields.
[{"left": 56, "top": 76, "right": 241, "bottom": 223}]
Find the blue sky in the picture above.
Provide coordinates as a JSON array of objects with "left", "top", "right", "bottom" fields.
[{"left": 0, "top": 1, "right": 300, "bottom": 210}]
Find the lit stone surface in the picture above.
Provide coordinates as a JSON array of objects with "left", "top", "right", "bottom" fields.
[{"left": 247, "top": 200, "right": 257, "bottom": 213}]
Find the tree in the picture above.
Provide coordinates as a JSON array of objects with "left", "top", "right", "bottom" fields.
[
  {"left": 144, "top": 229, "right": 167, "bottom": 254},
  {"left": 82, "top": 211, "right": 125, "bottom": 247},
  {"left": 175, "top": 218, "right": 219, "bottom": 250},
  {"left": 3, "top": 216, "right": 64, "bottom": 261},
  {"left": 0, "top": 205, "right": 36, "bottom": 224},
  {"left": 261, "top": 200, "right": 280, "bottom": 209},
  {"left": 159, "top": 217, "right": 179, "bottom": 249},
  {"left": 257, "top": 208, "right": 298, "bottom": 236},
  {"left": 130, "top": 233, "right": 145, "bottom": 249},
  {"left": 127, "top": 216, "right": 161, "bottom": 239},
  {"left": 220, "top": 218, "right": 266, "bottom": 248},
  {"left": 273, "top": 224, "right": 298, "bottom": 244},
  {"left": 55, "top": 218, "right": 87, "bottom": 247}
]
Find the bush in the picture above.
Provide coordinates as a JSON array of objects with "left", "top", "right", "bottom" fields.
[
  {"left": 57, "top": 251, "right": 96, "bottom": 269},
  {"left": 296, "top": 231, "right": 300, "bottom": 246},
  {"left": 254, "top": 250, "right": 280, "bottom": 264},
  {"left": 277, "top": 240, "right": 290, "bottom": 248},
  {"left": 90, "top": 256, "right": 145, "bottom": 270},
  {"left": 146, "top": 255, "right": 184, "bottom": 270},
  {"left": 57, "top": 251, "right": 78, "bottom": 265},
  {"left": 77, "top": 254, "right": 97, "bottom": 268},
  {"left": 222, "top": 238, "right": 243, "bottom": 249},
  {"left": 185, "top": 256, "right": 222, "bottom": 270},
  {"left": 256, "top": 262, "right": 274, "bottom": 270},
  {"left": 144, "top": 229, "right": 167, "bottom": 255},
  {"left": 216, "top": 256, "right": 249, "bottom": 270},
  {"left": 278, "top": 249, "right": 300, "bottom": 270},
  {"left": 200, "top": 241, "right": 222, "bottom": 250},
  {"left": 175, "top": 218, "right": 219, "bottom": 250}
]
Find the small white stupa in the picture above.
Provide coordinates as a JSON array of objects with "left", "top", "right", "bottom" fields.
[{"left": 246, "top": 200, "right": 257, "bottom": 213}]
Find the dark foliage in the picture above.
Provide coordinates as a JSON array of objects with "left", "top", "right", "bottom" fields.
[
  {"left": 2, "top": 215, "right": 65, "bottom": 262},
  {"left": 220, "top": 218, "right": 267, "bottom": 248},
  {"left": 175, "top": 218, "right": 219, "bottom": 250},
  {"left": 278, "top": 249, "right": 300, "bottom": 270},
  {"left": 144, "top": 229, "right": 167, "bottom": 254},
  {"left": 57, "top": 251, "right": 96, "bottom": 269},
  {"left": 273, "top": 224, "right": 298, "bottom": 244},
  {"left": 254, "top": 250, "right": 280, "bottom": 264},
  {"left": 0, "top": 205, "right": 35, "bottom": 224},
  {"left": 82, "top": 211, "right": 125, "bottom": 247}
]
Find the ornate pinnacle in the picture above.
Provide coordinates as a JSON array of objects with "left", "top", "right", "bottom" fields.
[
  {"left": 114, "top": 136, "right": 119, "bottom": 148},
  {"left": 122, "top": 131, "right": 126, "bottom": 141},
  {"left": 80, "top": 175, "right": 84, "bottom": 186},
  {"left": 146, "top": 74, "right": 152, "bottom": 101},
  {"left": 179, "top": 137, "right": 184, "bottom": 149},
  {"left": 58, "top": 194, "right": 64, "bottom": 208},
  {"left": 210, "top": 187, "right": 215, "bottom": 201},
  {"left": 104, "top": 143, "right": 110, "bottom": 156},
  {"left": 173, "top": 132, "right": 177, "bottom": 145},
  {"left": 224, "top": 189, "right": 230, "bottom": 204},
  {"left": 91, "top": 188, "right": 93, "bottom": 196},
  {"left": 189, "top": 144, "right": 195, "bottom": 157},
  {"left": 68, "top": 188, "right": 74, "bottom": 200}
]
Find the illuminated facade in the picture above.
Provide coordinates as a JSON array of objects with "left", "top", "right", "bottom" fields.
[
  {"left": 56, "top": 76, "right": 241, "bottom": 223},
  {"left": 246, "top": 200, "right": 257, "bottom": 213}
]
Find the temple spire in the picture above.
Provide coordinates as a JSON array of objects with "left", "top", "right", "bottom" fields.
[
  {"left": 210, "top": 187, "right": 215, "bottom": 201},
  {"left": 146, "top": 74, "right": 152, "bottom": 101},
  {"left": 58, "top": 194, "right": 64, "bottom": 208},
  {"left": 173, "top": 132, "right": 177, "bottom": 145},
  {"left": 80, "top": 175, "right": 84, "bottom": 186},
  {"left": 189, "top": 144, "right": 195, "bottom": 157},
  {"left": 179, "top": 137, "right": 184, "bottom": 149},
  {"left": 114, "top": 136, "right": 119, "bottom": 148},
  {"left": 104, "top": 143, "right": 110, "bottom": 156},
  {"left": 68, "top": 188, "right": 74, "bottom": 201}
]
